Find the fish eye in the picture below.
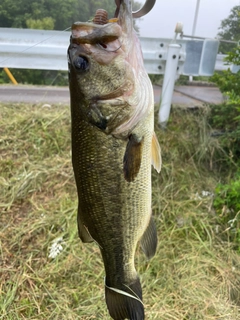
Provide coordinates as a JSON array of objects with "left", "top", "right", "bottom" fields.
[
  {"left": 74, "top": 55, "right": 89, "bottom": 72},
  {"left": 99, "top": 42, "right": 107, "bottom": 49}
]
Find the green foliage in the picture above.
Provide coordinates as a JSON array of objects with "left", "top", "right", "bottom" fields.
[
  {"left": 0, "top": 0, "right": 140, "bottom": 30},
  {"left": 175, "top": 75, "right": 189, "bottom": 85},
  {"left": 1, "top": 103, "right": 240, "bottom": 318},
  {"left": 213, "top": 171, "right": 240, "bottom": 251},
  {"left": 209, "top": 36, "right": 240, "bottom": 250},
  {"left": 148, "top": 74, "right": 163, "bottom": 85},
  {"left": 26, "top": 17, "right": 55, "bottom": 30},
  {"left": 1, "top": 68, "right": 68, "bottom": 86},
  {"left": 210, "top": 47, "right": 240, "bottom": 104},
  {"left": 210, "top": 70, "right": 240, "bottom": 97},
  {"left": 208, "top": 48, "right": 240, "bottom": 165},
  {"left": 218, "top": 5, "right": 240, "bottom": 53},
  {"left": 227, "top": 47, "right": 240, "bottom": 65},
  {"left": 214, "top": 172, "right": 240, "bottom": 216},
  {"left": 0, "top": 69, "right": 9, "bottom": 84},
  {"left": 0, "top": 0, "right": 94, "bottom": 30},
  {"left": 9, "top": 69, "right": 68, "bottom": 86},
  {"left": 208, "top": 102, "right": 240, "bottom": 168}
]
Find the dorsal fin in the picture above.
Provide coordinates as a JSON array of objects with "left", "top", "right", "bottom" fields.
[{"left": 151, "top": 132, "right": 161, "bottom": 173}]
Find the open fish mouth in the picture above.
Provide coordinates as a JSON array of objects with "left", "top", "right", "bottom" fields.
[
  {"left": 71, "top": 21, "right": 122, "bottom": 53},
  {"left": 69, "top": 0, "right": 157, "bottom": 53},
  {"left": 68, "top": 1, "right": 135, "bottom": 102},
  {"left": 70, "top": 1, "right": 132, "bottom": 49}
]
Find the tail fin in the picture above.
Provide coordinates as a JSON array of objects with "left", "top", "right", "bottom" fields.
[{"left": 105, "top": 278, "right": 144, "bottom": 320}]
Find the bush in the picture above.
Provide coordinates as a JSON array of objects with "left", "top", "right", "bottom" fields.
[
  {"left": 209, "top": 47, "right": 240, "bottom": 251},
  {"left": 213, "top": 170, "right": 240, "bottom": 251},
  {"left": 1, "top": 69, "right": 68, "bottom": 86},
  {"left": 209, "top": 46, "right": 240, "bottom": 164},
  {"left": 210, "top": 47, "right": 240, "bottom": 103},
  {"left": 208, "top": 103, "right": 240, "bottom": 165}
]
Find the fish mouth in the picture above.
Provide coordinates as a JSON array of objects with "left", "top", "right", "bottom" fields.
[
  {"left": 68, "top": 1, "right": 135, "bottom": 101},
  {"left": 71, "top": 22, "right": 122, "bottom": 53},
  {"left": 70, "top": 0, "right": 133, "bottom": 47}
]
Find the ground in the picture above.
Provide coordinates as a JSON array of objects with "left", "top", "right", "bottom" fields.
[{"left": 0, "top": 102, "right": 240, "bottom": 319}]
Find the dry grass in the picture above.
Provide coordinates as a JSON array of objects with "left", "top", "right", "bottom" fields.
[{"left": 0, "top": 102, "right": 240, "bottom": 319}]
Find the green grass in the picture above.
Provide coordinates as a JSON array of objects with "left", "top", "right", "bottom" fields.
[{"left": 0, "top": 103, "right": 240, "bottom": 319}]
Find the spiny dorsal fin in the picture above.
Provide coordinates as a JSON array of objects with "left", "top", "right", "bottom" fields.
[
  {"left": 123, "top": 134, "right": 144, "bottom": 182},
  {"left": 140, "top": 215, "right": 158, "bottom": 259},
  {"left": 151, "top": 132, "right": 161, "bottom": 173}
]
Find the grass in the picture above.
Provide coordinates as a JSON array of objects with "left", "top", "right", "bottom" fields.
[{"left": 0, "top": 102, "right": 240, "bottom": 319}]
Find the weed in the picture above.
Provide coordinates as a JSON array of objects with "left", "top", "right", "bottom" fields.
[{"left": 0, "top": 102, "right": 240, "bottom": 319}]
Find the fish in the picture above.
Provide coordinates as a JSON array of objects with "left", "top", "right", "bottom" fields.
[{"left": 67, "top": 1, "right": 161, "bottom": 319}]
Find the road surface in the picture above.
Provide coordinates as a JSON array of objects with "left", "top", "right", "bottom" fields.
[{"left": 0, "top": 84, "right": 223, "bottom": 106}]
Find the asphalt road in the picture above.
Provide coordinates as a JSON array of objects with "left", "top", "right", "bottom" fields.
[{"left": 0, "top": 84, "right": 223, "bottom": 106}]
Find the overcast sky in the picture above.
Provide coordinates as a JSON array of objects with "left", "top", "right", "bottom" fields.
[{"left": 136, "top": 0, "right": 240, "bottom": 39}]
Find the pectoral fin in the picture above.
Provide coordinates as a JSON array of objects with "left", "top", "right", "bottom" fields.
[
  {"left": 140, "top": 216, "right": 158, "bottom": 259},
  {"left": 151, "top": 132, "right": 161, "bottom": 173},
  {"left": 123, "top": 134, "right": 143, "bottom": 182}
]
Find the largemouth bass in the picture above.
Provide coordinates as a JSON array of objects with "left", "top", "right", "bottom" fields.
[{"left": 67, "top": 1, "right": 161, "bottom": 319}]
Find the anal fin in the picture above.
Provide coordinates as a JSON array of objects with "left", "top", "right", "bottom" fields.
[
  {"left": 140, "top": 216, "right": 158, "bottom": 259},
  {"left": 123, "top": 134, "right": 144, "bottom": 183},
  {"left": 151, "top": 132, "right": 161, "bottom": 173}
]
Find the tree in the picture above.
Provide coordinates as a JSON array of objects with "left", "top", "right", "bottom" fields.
[
  {"left": 210, "top": 48, "right": 240, "bottom": 99},
  {"left": 0, "top": 0, "right": 88, "bottom": 30},
  {"left": 217, "top": 5, "right": 240, "bottom": 53},
  {"left": 0, "top": 0, "right": 140, "bottom": 30}
]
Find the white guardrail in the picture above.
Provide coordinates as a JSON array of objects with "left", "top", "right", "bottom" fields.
[
  {"left": 0, "top": 27, "right": 234, "bottom": 75},
  {"left": 1, "top": 27, "right": 239, "bottom": 125}
]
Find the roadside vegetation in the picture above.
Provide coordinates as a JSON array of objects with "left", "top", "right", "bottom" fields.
[
  {"left": 209, "top": 37, "right": 240, "bottom": 237},
  {"left": 1, "top": 99, "right": 240, "bottom": 319}
]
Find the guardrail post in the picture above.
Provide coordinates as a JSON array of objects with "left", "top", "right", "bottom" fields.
[
  {"left": 3, "top": 67, "right": 18, "bottom": 85},
  {"left": 158, "top": 43, "right": 181, "bottom": 127}
]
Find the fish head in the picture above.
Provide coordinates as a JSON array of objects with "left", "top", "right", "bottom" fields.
[
  {"left": 68, "top": 0, "right": 153, "bottom": 134},
  {"left": 68, "top": 0, "right": 140, "bottom": 101}
]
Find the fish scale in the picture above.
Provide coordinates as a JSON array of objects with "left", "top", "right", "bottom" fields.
[{"left": 72, "top": 114, "right": 152, "bottom": 247}]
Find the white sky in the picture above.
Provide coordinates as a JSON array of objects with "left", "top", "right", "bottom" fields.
[{"left": 136, "top": 0, "right": 240, "bottom": 39}]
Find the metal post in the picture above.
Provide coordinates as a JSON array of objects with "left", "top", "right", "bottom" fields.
[
  {"left": 158, "top": 43, "right": 181, "bottom": 127},
  {"left": 189, "top": 0, "right": 201, "bottom": 82},
  {"left": 3, "top": 67, "right": 18, "bottom": 85},
  {"left": 192, "top": 0, "right": 201, "bottom": 38}
]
